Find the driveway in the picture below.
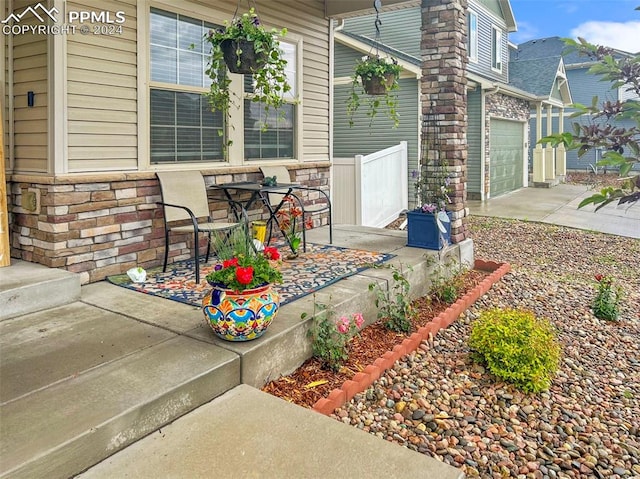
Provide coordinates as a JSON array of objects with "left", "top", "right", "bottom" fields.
[{"left": 468, "top": 184, "right": 640, "bottom": 239}]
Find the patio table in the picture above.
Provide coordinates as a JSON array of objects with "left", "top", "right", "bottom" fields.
[{"left": 209, "top": 181, "right": 301, "bottom": 253}]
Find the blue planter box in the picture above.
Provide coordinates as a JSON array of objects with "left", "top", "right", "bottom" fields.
[{"left": 406, "top": 210, "right": 452, "bottom": 250}]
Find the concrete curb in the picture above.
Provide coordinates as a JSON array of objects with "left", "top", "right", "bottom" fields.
[{"left": 312, "top": 259, "right": 511, "bottom": 415}]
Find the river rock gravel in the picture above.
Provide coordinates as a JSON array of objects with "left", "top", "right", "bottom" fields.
[{"left": 334, "top": 217, "right": 640, "bottom": 478}]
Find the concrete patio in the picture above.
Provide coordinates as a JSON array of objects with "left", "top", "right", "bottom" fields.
[{"left": 0, "top": 225, "right": 471, "bottom": 479}]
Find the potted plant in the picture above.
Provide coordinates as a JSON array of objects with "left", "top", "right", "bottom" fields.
[
  {"left": 203, "top": 8, "right": 292, "bottom": 130},
  {"left": 202, "top": 228, "right": 283, "bottom": 341},
  {"left": 407, "top": 153, "right": 453, "bottom": 250},
  {"left": 346, "top": 55, "right": 402, "bottom": 128}
]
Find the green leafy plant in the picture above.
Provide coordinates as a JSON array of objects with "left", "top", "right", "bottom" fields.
[
  {"left": 592, "top": 274, "right": 623, "bottom": 321},
  {"left": 469, "top": 308, "right": 561, "bottom": 393},
  {"left": 347, "top": 55, "right": 402, "bottom": 128},
  {"left": 429, "top": 263, "right": 466, "bottom": 305},
  {"left": 369, "top": 265, "right": 414, "bottom": 333},
  {"left": 305, "top": 300, "right": 365, "bottom": 372},
  {"left": 206, "top": 227, "right": 282, "bottom": 292},
  {"left": 204, "top": 8, "right": 292, "bottom": 133},
  {"left": 539, "top": 31, "right": 639, "bottom": 209}
]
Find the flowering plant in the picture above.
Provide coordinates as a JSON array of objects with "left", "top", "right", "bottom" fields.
[
  {"left": 204, "top": 8, "right": 292, "bottom": 133},
  {"left": 305, "top": 300, "right": 365, "bottom": 371},
  {"left": 206, "top": 228, "right": 282, "bottom": 292},
  {"left": 592, "top": 274, "right": 622, "bottom": 321},
  {"left": 275, "top": 195, "right": 312, "bottom": 254},
  {"left": 413, "top": 157, "right": 451, "bottom": 213}
]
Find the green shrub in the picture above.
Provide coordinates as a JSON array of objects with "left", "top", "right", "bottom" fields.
[{"left": 469, "top": 308, "right": 561, "bottom": 393}]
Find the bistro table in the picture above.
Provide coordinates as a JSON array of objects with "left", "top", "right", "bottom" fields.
[{"left": 209, "top": 181, "right": 302, "bottom": 253}]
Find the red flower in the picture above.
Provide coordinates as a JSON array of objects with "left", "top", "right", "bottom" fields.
[
  {"left": 595, "top": 274, "right": 604, "bottom": 282},
  {"left": 223, "top": 257, "right": 239, "bottom": 268},
  {"left": 263, "top": 246, "right": 280, "bottom": 260},
  {"left": 235, "top": 266, "right": 254, "bottom": 285}
]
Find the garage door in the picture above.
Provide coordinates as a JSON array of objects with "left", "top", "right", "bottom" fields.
[{"left": 490, "top": 119, "right": 524, "bottom": 197}]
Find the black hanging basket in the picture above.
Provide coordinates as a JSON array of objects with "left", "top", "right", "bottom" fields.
[
  {"left": 221, "top": 39, "right": 267, "bottom": 74},
  {"left": 362, "top": 72, "right": 396, "bottom": 95}
]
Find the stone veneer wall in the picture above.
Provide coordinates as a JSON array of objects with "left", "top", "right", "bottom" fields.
[
  {"left": 484, "top": 92, "right": 531, "bottom": 197},
  {"left": 8, "top": 164, "right": 330, "bottom": 284},
  {"left": 421, "top": 0, "right": 469, "bottom": 244}
]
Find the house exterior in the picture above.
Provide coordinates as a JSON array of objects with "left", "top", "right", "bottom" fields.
[
  {"left": 3, "top": 0, "right": 486, "bottom": 282},
  {"left": 512, "top": 36, "right": 639, "bottom": 173},
  {"left": 334, "top": 0, "right": 574, "bottom": 202},
  {"left": 2, "top": 0, "right": 335, "bottom": 283}
]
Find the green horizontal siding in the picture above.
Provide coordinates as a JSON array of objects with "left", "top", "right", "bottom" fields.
[
  {"left": 334, "top": 77, "right": 419, "bottom": 207},
  {"left": 467, "top": 89, "right": 482, "bottom": 196}
]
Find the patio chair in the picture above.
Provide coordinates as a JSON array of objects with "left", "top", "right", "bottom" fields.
[
  {"left": 156, "top": 171, "right": 242, "bottom": 284},
  {"left": 259, "top": 165, "right": 332, "bottom": 252}
]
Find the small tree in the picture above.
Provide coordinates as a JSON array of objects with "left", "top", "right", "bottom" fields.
[{"left": 541, "top": 22, "right": 640, "bottom": 210}]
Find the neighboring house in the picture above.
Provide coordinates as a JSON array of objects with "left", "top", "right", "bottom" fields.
[
  {"left": 512, "top": 36, "right": 639, "bottom": 173},
  {"left": 334, "top": 0, "right": 570, "bottom": 203}
]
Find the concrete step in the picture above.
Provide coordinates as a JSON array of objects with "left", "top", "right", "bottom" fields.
[
  {"left": 78, "top": 384, "right": 465, "bottom": 479},
  {"left": 0, "top": 301, "right": 240, "bottom": 479},
  {"left": 0, "top": 260, "right": 81, "bottom": 321}
]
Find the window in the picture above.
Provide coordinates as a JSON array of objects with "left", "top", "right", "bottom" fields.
[
  {"left": 491, "top": 25, "right": 502, "bottom": 72},
  {"left": 243, "top": 40, "right": 298, "bottom": 160},
  {"left": 149, "top": 9, "right": 224, "bottom": 163},
  {"left": 467, "top": 11, "right": 478, "bottom": 62}
]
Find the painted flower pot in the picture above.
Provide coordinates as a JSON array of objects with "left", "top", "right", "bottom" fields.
[
  {"left": 362, "top": 73, "right": 396, "bottom": 95},
  {"left": 220, "top": 39, "right": 266, "bottom": 74},
  {"left": 406, "top": 210, "right": 452, "bottom": 250},
  {"left": 202, "top": 283, "right": 280, "bottom": 341}
]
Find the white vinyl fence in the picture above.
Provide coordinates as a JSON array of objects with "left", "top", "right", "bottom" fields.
[{"left": 333, "top": 141, "right": 408, "bottom": 227}]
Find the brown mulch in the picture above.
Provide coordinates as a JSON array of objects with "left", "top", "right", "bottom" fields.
[{"left": 261, "top": 270, "right": 487, "bottom": 409}]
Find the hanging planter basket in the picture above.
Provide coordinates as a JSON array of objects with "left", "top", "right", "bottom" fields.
[
  {"left": 362, "top": 72, "right": 397, "bottom": 95},
  {"left": 220, "top": 39, "right": 267, "bottom": 74}
]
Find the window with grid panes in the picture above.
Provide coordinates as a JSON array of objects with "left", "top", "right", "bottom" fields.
[
  {"left": 149, "top": 8, "right": 224, "bottom": 163},
  {"left": 243, "top": 40, "right": 297, "bottom": 160}
]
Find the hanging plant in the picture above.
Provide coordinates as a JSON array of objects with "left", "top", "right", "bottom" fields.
[
  {"left": 204, "top": 8, "right": 292, "bottom": 132},
  {"left": 347, "top": 55, "right": 402, "bottom": 128}
]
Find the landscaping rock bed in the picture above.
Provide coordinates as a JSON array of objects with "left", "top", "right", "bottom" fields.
[{"left": 334, "top": 217, "right": 640, "bottom": 478}]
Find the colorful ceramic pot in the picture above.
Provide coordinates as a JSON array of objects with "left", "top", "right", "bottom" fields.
[{"left": 202, "top": 283, "right": 280, "bottom": 341}]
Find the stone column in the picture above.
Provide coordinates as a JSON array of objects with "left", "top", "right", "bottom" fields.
[{"left": 421, "top": 0, "right": 469, "bottom": 244}]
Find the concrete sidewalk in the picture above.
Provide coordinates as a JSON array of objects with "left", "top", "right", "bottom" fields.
[
  {"left": 78, "top": 385, "right": 463, "bottom": 479},
  {"left": 468, "top": 184, "right": 639, "bottom": 239}
]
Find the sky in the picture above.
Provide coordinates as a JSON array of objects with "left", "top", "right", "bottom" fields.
[{"left": 509, "top": 0, "right": 640, "bottom": 53}]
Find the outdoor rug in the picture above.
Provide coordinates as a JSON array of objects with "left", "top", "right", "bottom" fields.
[{"left": 107, "top": 243, "right": 395, "bottom": 308}]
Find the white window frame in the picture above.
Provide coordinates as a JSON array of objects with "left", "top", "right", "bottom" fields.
[
  {"left": 467, "top": 10, "right": 478, "bottom": 63},
  {"left": 236, "top": 34, "right": 303, "bottom": 162},
  {"left": 491, "top": 25, "right": 502, "bottom": 72},
  {"left": 138, "top": 2, "right": 303, "bottom": 170}
]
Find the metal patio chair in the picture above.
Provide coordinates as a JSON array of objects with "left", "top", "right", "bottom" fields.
[
  {"left": 259, "top": 165, "right": 332, "bottom": 251},
  {"left": 156, "top": 171, "right": 242, "bottom": 284}
]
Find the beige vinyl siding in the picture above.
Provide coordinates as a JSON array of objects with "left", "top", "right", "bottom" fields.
[
  {"left": 11, "top": 0, "right": 49, "bottom": 174},
  {"left": 66, "top": 0, "right": 138, "bottom": 172},
  {"left": 260, "top": 0, "right": 329, "bottom": 161}
]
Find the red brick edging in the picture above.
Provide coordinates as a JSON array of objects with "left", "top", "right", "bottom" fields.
[{"left": 312, "top": 260, "right": 511, "bottom": 415}]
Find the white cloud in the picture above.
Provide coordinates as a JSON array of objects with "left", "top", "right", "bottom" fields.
[
  {"left": 510, "top": 21, "right": 539, "bottom": 44},
  {"left": 571, "top": 21, "right": 640, "bottom": 52}
]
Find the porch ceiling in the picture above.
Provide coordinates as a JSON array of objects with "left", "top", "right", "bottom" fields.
[{"left": 325, "top": 0, "right": 418, "bottom": 18}]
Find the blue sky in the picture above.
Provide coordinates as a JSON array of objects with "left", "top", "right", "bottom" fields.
[{"left": 509, "top": 0, "right": 640, "bottom": 52}]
